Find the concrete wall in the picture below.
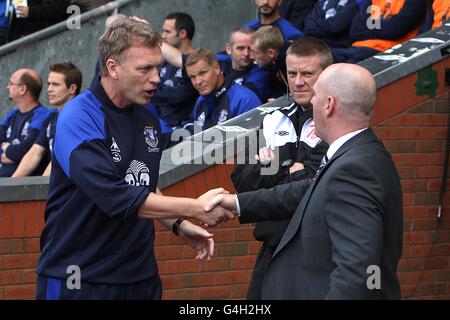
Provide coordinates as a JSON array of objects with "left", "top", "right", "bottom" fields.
[{"left": 0, "top": 0, "right": 255, "bottom": 119}]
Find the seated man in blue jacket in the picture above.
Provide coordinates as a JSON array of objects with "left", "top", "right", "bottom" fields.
[
  {"left": 303, "top": 0, "right": 360, "bottom": 48},
  {"left": 216, "top": 27, "right": 271, "bottom": 102},
  {"left": 184, "top": 48, "right": 262, "bottom": 133},
  {"left": 1, "top": 68, "right": 49, "bottom": 177}
]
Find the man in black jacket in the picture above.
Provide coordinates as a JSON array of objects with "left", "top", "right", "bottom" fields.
[
  {"left": 208, "top": 63, "right": 403, "bottom": 299},
  {"left": 231, "top": 37, "right": 332, "bottom": 299}
]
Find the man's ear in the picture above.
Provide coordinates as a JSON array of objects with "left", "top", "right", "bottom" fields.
[
  {"left": 213, "top": 61, "right": 221, "bottom": 75},
  {"left": 179, "top": 29, "right": 188, "bottom": 40},
  {"left": 68, "top": 83, "right": 78, "bottom": 95},
  {"left": 106, "top": 59, "right": 119, "bottom": 80},
  {"left": 325, "top": 96, "right": 337, "bottom": 118},
  {"left": 267, "top": 48, "right": 277, "bottom": 61},
  {"left": 225, "top": 43, "right": 232, "bottom": 55}
]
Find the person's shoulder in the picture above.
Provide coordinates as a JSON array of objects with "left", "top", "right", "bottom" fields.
[
  {"left": 58, "top": 90, "right": 105, "bottom": 134},
  {"left": 245, "top": 19, "right": 259, "bottom": 29},
  {"left": 1, "top": 108, "right": 18, "bottom": 122},
  {"left": 228, "top": 83, "right": 261, "bottom": 105},
  {"left": 277, "top": 17, "right": 303, "bottom": 36},
  {"left": 228, "top": 82, "right": 258, "bottom": 98}
]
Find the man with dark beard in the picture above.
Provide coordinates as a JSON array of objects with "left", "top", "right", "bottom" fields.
[{"left": 245, "top": 0, "right": 304, "bottom": 41}]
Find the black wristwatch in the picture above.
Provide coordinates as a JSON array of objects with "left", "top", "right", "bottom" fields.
[
  {"left": 280, "top": 159, "right": 293, "bottom": 176},
  {"left": 172, "top": 218, "right": 185, "bottom": 236}
]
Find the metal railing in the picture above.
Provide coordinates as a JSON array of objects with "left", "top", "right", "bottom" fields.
[{"left": 0, "top": 0, "right": 136, "bottom": 57}]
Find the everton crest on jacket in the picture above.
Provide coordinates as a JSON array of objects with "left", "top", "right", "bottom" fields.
[
  {"left": 232, "top": 102, "right": 328, "bottom": 246},
  {"left": 36, "top": 76, "right": 163, "bottom": 284}
]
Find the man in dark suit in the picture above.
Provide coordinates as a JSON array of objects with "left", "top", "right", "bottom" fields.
[{"left": 206, "top": 63, "right": 403, "bottom": 299}]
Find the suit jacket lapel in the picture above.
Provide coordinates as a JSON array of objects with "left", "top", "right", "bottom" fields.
[{"left": 272, "top": 129, "right": 378, "bottom": 258}]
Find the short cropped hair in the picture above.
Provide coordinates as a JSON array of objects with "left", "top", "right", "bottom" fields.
[
  {"left": 49, "top": 62, "right": 83, "bottom": 95},
  {"left": 185, "top": 48, "right": 217, "bottom": 67},
  {"left": 251, "top": 25, "right": 284, "bottom": 52},
  {"left": 286, "top": 37, "right": 333, "bottom": 70},
  {"left": 165, "top": 12, "right": 195, "bottom": 40},
  {"left": 228, "top": 26, "right": 254, "bottom": 44},
  {"left": 98, "top": 17, "right": 162, "bottom": 77}
]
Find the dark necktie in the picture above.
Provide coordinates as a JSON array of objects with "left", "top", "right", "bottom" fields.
[{"left": 313, "top": 155, "right": 329, "bottom": 180}]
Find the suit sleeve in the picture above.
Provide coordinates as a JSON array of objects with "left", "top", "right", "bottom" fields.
[
  {"left": 231, "top": 122, "right": 286, "bottom": 192},
  {"left": 324, "top": 161, "right": 384, "bottom": 299},
  {"left": 237, "top": 178, "right": 311, "bottom": 223}
]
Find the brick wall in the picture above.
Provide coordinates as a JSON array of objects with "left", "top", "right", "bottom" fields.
[
  {"left": 373, "top": 90, "right": 450, "bottom": 299},
  {"left": 0, "top": 59, "right": 449, "bottom": 299}
]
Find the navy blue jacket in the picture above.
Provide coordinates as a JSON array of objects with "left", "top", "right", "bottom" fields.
[
  {"left": 36, "top": 77, "right": 163, "bottom": 284},
  {"left": 0, "top": 104, "right": 49, "bottom": 176},
  {"left": 278, "top": 0, "right": 317, "bottom": 30},
  {"left": 245, "top": 17, "right": 304, "bottom": 41},
  {"left": 303, "top": 0, "right": 360, "bottom": 48},
  {"left": 151, "top": 57, "right": 198, "bottom": 127},
  {"left": 216, "top": 54, "right": 271, "bottom": 102},
  {"left": 34, "top": 108, "right": 59, "bottom": 167},
  {"left": 186, "top": 81, "right": 261, "bottom": 132}
]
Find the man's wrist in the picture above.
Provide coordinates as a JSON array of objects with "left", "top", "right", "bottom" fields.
[{"left": 172, "top": 218, "right": 186, "bottom": 236}]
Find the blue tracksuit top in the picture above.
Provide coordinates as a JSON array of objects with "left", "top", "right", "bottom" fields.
[
  {"left": 34, "top": 108, "right": 59, "bottom": 164},
  {"left": 36, "top": 76, "right": 163, "bottom": 284},
  {"left": 245, "top": 17, "right": 304, "bottom": 41},
  {"left": 151, "top": 58, "right": 198, "bottom": 127},
  {"left": 187, "top": 81, "right": 261, "bottom": 132},
  {"left": 216, "top": 54, "right": 271, "bottom": 102},
  {"left": 0, "top": 104, "right": 49, "bottom": 176}
]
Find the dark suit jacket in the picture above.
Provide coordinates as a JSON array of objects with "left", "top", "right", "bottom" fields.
[{"left": 238, "top": 129, "right": 403, "bottom": 299}]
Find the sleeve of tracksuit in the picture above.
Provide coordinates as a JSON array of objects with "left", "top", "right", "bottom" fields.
[
  {"left": 54, "top": 102, "right": 150, "bottom": 220},
  {"left": 231, "top": 87, "right": 262, "bottom": 117},
  {"left": 244, "top": 67, "right": 271, "bottom": 103},
  {"left": 303, "top": 0, "right": 360, "bottom": 36}
]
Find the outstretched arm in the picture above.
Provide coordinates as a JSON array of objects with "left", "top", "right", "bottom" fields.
[{"left": 139, "top": 187, "right": 235, "bottom": 227}]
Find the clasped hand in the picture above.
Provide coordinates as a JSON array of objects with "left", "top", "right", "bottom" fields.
[{"left": 196, "top": 188, "right": 237, "bottom": 227}]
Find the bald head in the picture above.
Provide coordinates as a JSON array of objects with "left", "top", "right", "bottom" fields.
[{"left": 318, "top": 63, "right": 376, "bottom": 119}]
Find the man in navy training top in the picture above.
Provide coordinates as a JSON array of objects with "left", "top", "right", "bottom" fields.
[
  {"left": 35, "top": 18, "right": 234, "bottom": 300},
  {"left": 216, "top": 27, "right": 271, "bottom": 103},
  {"left": 0, "top": 68, "right": 49, "bottom": 177},
  {"left": 151, "top": 12, "right": 198, "bottom": 132},
  {"left": 12, "top": 62, "right": 82, "bottom": 177},
  {"left": 245, "top": 0, "right": 304, "bottom": 41},
  {"left": 184, "top": 48, "right": 262, "bottom": 133}
]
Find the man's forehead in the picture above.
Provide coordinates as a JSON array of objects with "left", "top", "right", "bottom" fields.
[{"left": 125, "top": 44, "right": 162, "bottom": 61}]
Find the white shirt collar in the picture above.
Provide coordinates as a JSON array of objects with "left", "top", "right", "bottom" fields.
[{"left": 326, "top": 128, "right": 367, "bottom": 161}]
